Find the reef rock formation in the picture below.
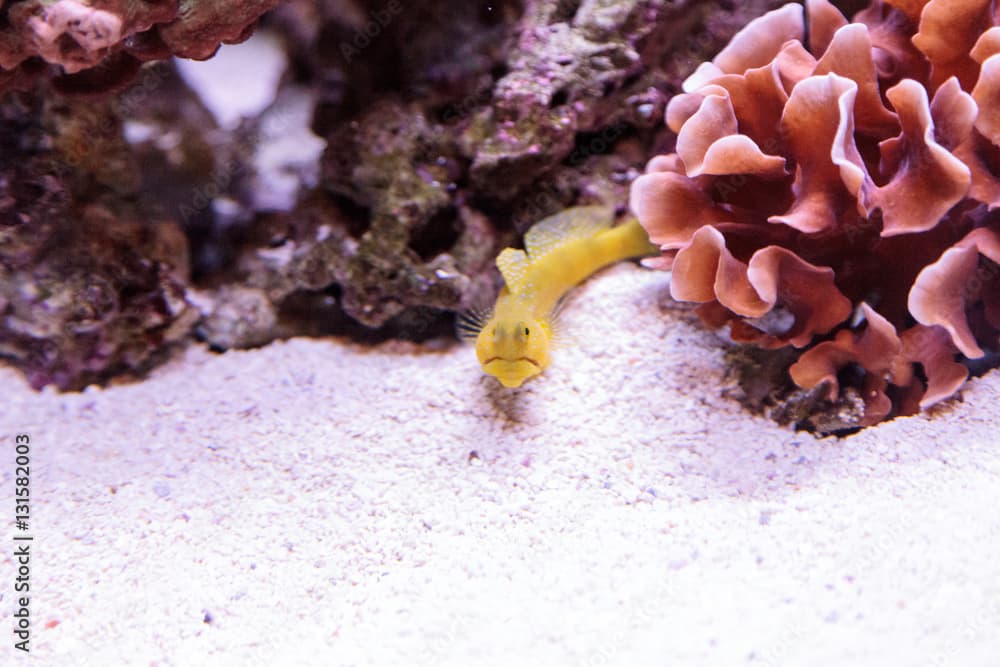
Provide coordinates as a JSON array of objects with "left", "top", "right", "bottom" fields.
[
  {"left": 1, "top": 0, "right": 793, "bottom": 386},
  {"left": 0, "top": 91, "right": 195, "bottom": 390},
  {"left": 247, "top": 0, "right": 790, "bottom": 329}
]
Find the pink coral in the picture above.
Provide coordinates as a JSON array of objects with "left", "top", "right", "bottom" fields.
[
  {"left": 0, "top": 0, "right": 278, "bottom": 93},
  {"left": 26, "top": 0, "right": 124, "bottom": 74},
  {"left": 631, "top": 0, "right": 1000, "bottom": 426}
]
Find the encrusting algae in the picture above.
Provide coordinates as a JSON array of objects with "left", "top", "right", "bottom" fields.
[{"left": 462, "top": 206, "right": 657, "bottom": 388}]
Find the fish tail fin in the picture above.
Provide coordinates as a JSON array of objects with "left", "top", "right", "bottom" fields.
[{"left": 610, "top": 217, "right": 660, "bottom": 260}]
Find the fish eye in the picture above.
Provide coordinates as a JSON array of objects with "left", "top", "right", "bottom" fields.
[{"left": 524, "top": 327, "right": 530, "bottom": 336}]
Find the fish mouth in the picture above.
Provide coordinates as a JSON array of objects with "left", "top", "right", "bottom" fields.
[
  {"left": 482, "top": 357, "right": 542, "bottom": 388},
  {"left": 482, "top": 356, "right": 541, "bottom": 369}
]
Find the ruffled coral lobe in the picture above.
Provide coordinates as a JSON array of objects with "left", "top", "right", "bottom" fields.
[{"left": 631, "top": 0, "right": 1000, "bottom": 427}]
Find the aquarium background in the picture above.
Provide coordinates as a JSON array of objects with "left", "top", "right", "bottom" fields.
[{"left": 2, "top": 1, "right": 999, "bottom": 664}]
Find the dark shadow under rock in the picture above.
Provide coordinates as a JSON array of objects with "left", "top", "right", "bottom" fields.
[{"left": 722, "top": 345, "right": 868, "bottom": 438}]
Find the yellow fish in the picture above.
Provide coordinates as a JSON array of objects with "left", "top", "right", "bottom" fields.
[{"left": 460, "top": 206, "right": 657, "bottom": 388}]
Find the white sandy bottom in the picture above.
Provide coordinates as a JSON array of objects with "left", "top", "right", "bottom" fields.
[{"left": 2, "top": 265, "right": 998, "bottom": 666}]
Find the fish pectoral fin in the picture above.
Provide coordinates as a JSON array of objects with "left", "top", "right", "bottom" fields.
[
  {"left": 523, "top": 205, "right": 613, "bottom": 261},
  {"left": 456, "top": 306, "right": 492, "bottom": 339},
  {"left": 496, "top": 247, "right": 531, "bottom": 293}
]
